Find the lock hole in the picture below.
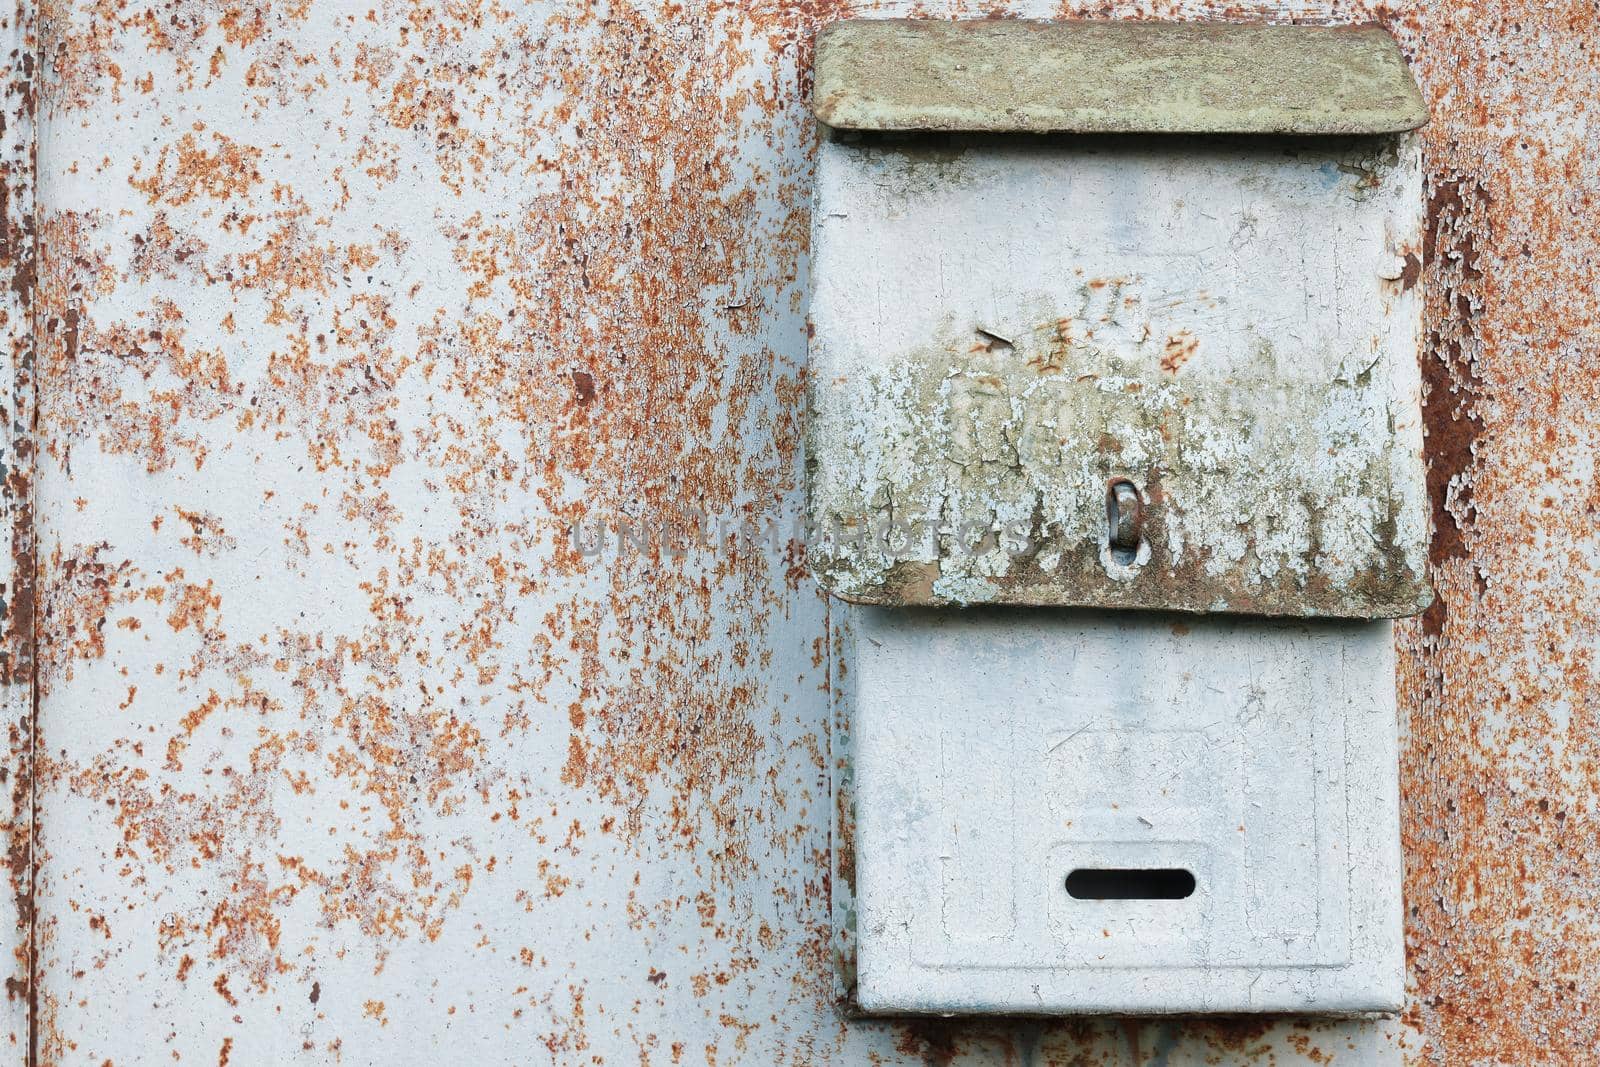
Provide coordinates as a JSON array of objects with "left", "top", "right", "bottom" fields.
[
  {"left": 1065, "top": 867, "right": 1195, "bottom": 900},
  {"left": 1106, "top": 479, "right": 1143, "bottom": 565}
]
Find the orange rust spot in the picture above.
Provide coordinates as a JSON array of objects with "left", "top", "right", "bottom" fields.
[
  {"left": 129, "top": 131, "right": 264, "bottom": 208},
  {"left": 571, "top": 369, "right": 596, "bottom": 405},
  {"left": 1159, "top": 330, "right": 1198, "bottom": 374}
]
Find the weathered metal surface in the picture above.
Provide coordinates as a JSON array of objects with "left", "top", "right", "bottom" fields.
[
  {"left": 814, "top": 20, "right": 1428, "bottom": 135},
  {"left": 0, "top": 0, "right": 33, "bottom": 1056},
  {"left": 0, "top": 0, "right": 1589, "bottom": 1065},
  {"left": 808, "top": 133, "right": 1431, "bottom": 616},
  {"left": 848, "top": 608, "right": 1404, "bottom": 1015}
]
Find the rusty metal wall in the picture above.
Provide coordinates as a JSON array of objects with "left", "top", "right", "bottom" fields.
[
  {"left": 1, "top": 0, "right": 33, "bottom": 1056},
  {"left": 0, "top": 0, "right": 1592, "bottom": 1063}
]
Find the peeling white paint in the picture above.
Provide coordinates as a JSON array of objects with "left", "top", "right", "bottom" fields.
[{"left": 809, "top": 135, "right": 1430, "bottom": 617}]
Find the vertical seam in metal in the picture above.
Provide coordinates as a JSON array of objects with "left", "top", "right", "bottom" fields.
[{"left": 24, "top": 0, "right": 38, "bottom": 1057}]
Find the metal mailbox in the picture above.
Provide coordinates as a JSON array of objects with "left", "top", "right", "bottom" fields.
[{"left": 809, "top": 19, "right": 1431, "bottom": 1017}]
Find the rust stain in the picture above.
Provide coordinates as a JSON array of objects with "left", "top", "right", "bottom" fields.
[
  {"left": 0, "top": 1, "right": 36, "bottom": 1057},
  {"left": 1158, "top": 328, "right": 1196, "bottom": 374},
  {"left": 1418, "top": 175, "right": 1489, "bottom": 586},
  {"left": 1392, "top": 0, "right": 1600, "bottom": 1058},
  {"left": 128, "top": 130, "right": 263, "bottom": 207}
]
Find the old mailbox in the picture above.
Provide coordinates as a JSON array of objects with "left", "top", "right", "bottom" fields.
[{"left": 808, "top": 20, "right": 1431, "bottom": 1015}]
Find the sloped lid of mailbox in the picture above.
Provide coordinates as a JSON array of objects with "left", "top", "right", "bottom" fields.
[
  {"left": 805, "top": 26, "right": 1434, "bottom": 619},
  {"left": 812, "top": 20, "right": 1428, "bottom": 136}
]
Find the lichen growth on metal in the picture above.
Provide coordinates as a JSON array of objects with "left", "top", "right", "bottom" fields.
[
  {"left": 814, "top": 20, "right": 1429, "bottom": 135},
  {"left": 808, "top": 134, "right": 1431, "bottom": 618}
]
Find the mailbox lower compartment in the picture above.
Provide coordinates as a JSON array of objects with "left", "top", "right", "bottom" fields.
[{"left": 845, "top": 607, "right": 1403, "bottom": 1016}]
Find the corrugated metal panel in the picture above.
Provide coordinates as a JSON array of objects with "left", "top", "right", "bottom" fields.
[{"left": 0, "top": 0, "right": 1591, "bottom": 1063}]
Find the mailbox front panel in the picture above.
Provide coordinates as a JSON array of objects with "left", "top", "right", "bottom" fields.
[
  {"left": 808, "top": 134, "right": 1429, "bottom": 617},
  {"left": 849, "top": 610, "right": 1404, "bottom": 1016}
]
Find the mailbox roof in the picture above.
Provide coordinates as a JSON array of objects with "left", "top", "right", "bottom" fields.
[{"left": 813, "top": 20, "right": 1428, "bottom": 136}]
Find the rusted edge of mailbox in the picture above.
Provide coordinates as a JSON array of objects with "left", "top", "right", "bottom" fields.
[{"left": 813, "top": 20, "right": 1428, "bottom": 136}]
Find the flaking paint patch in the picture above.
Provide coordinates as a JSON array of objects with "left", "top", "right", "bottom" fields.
[
  {"left": 808, "top": 134, "right": 1431, "bottom": 617},
  {"left": 1393, "top": 0, "right": 1600, "bottom": 1057},
  {"left": 30, "top": 0, "right": 835, "bottom": 1062},
  {"left": 0, "top": 0, "right": 36, "bottom": 1054},
  {"left": 1415, "top": 174, "right": 1489, "bottom": 637}
]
